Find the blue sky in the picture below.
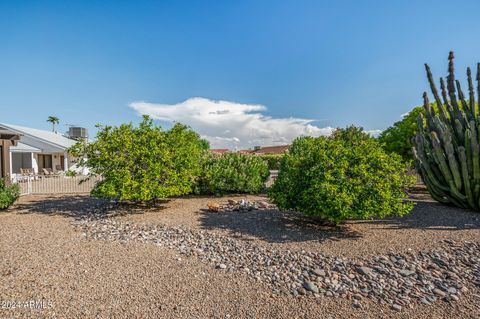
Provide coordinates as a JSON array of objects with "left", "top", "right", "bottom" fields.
[{"left": 1, "top": 1, "right": 480, "bottom": 148}]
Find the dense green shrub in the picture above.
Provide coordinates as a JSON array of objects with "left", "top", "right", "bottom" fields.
[
  {"left": 378, "top": 106, "right": 424, "bottom": 162},
  {"left": 198, "top": 152, "right": 270, "bottom": 195},
  {"left": 69, "top": 115, "right": 208, "bottom": 202},
  {"left": 259, "top": 154, "right": 284, "bottom": 170},
  {"left": 0, "top": 179, "right": 19, "bottom": 209},
  {"left": 269, "top": 126, "right": 415, "bottom": 223}
]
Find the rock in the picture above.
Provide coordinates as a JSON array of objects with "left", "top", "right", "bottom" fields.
[
  {"left": 303, "top": 281, "right": 319, "bottom": 293},
  {"left": 420, "top": 298, "right": 430, "bottom": 305},
  {"left": 356, "top": 266, "right": 374, "bottom": 277},
  {"left": 207, "top": 202, "right": 220, "bottom": 212},
  {"left": 352, "top": 294, "right": 362, "bottom": 300},
  {"left": 227, "top": 199, "right": 238, "bottom": 205},
  {"left": 433, "top": 288, "right": 446, "bottom": 297},
  {"left": 399, "top": 269, "right": 415, "bottom": 277},
  {"left": 257, "top": 201, "right": 269, "bottom": 209},
  {"left": 392, "top": 304, "right": 402, "bottom": 311},
  {"left": 76, "top": 207, "right": 480, "bottom": 310},
  {"left": 313, "top": 268, "right": 326, "bottom": 277},
  {"left": 447, "top": 287, "right": 457, "bottom": 294}
]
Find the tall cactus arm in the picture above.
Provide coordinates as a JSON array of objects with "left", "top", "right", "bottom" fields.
[
  {"left": 477, "top": 63, "right": 480, "bottom": 119},
  {"left": 440, "top": 77, "right": 457, "bottom": 124},
  {"left": 413, "top": 138, "right": 449, "bottom": 192},
  {"left": 447, "top": 52, "right": 463, "bottom": 120},
  {"left": 467, "top": 67, "right": 477, "bottom": 118},
  {"left": 441, "top": 128, "right": 463, "bottom": 190},
  {"left": 470, "top": 123, "right": 480, "bottom": 183},
  {"left": 456, "top": 80, "right": 471, "bottom": 121},
  {"left": 425, "top": 63, "right": 449, "bottom": 122},
  {"left": 449, "top": 180, "right": 468, "bottom": 202},
  {"left": 454, "top": 118, "right": 465, "bottom": 144},
  {"left": 459, "top": 147, "right": 476, "bottom": 208},
  {"left": 422, "top": 93, "right": 436, "bottom": 131},
  {"left": 465, "top": 128, "right": 473, "bottom": 176},
  {"left": 430, "top": 131, "right": 457, "bottom": 188}
]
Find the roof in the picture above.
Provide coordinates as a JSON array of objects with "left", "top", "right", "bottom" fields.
[
  {"left": 0, "top": 123, "right": 77, "bottom": 150},
  {"left": 251, "top": 145, "right": 290, "bottom": 155},
  {"left": 0, "top": 129, "right": 21, "bottom": 141},
  {"left": 209, "top": 149, "right": 229, "bottom": 154},
  {"left": 10, "top": 142, "right": 42, "bottom": 153}
]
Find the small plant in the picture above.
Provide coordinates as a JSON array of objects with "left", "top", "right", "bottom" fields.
[
  {"left": 259, "top": 154, "right": 284, "bottom": 170},
  {"left": 269, "top": 126, "right": 415, "bottom": 223},
  {"left": 0, "top": 179, "right": 20, "bottom": 209},
  {"left": 198, "top": 152, "right": 270, "bottom": 195},
  {"left": 65, "top": 170, "right": 77, "bottom": 177}
]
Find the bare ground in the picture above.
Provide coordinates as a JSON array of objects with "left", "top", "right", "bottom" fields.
[{"left": 0, "top": 194, "right": 479, "bottom": 318}]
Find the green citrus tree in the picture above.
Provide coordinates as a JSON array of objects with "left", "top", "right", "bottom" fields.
[
  {"left": 378, "top": 107, "right": 424, "bottom": 163},
  {"left": 197, "top": 152, "right": 269, "bottom": 195},
  {"left": 69, "top": 115, "right": 208, "bottom": 202},
  {"left": 269, "top": 126, "right": 415, "bottom": 223}
]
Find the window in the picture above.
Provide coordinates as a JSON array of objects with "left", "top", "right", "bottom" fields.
[
  {"left": 37, "top": 154, "right": 53, "bottom": 170},
  {"left": 12, "top": 153, "right": 33, "bottom": 173}
]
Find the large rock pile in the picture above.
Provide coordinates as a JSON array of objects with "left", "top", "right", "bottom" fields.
[
  {"left": 207, "top": 199, "right": 275, "bottom": 212},
  {"left": 74, "top": 216, "right": 480, "bottom": 311}
]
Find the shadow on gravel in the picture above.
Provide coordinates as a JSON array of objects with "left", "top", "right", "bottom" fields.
[
  {"left": 356, "top": 201, "right": 480, "bottom": 231},
  {"left": 198, "top": 208, "right": 363, "bottom": 244},
  {"left": 13, "top": 195, "right": 168, "bottom": 220},
  {"left": 198, "top": 201, "right": 480, "bottom": 244}
]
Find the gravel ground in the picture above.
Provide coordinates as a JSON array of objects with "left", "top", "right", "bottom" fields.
[
  {"left": 1, "top": 194, "right": 480, "bottom": 318},
  {"left": 113, "top": 195, "right": 480, "bottom": 258}
]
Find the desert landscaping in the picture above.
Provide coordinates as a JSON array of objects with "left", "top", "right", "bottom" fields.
[
  {"left": 1, "top": 192, "right": 479, "bottom": 318},
  {"left": 3, "top": 3, "right": 480, "bottom": 318}
]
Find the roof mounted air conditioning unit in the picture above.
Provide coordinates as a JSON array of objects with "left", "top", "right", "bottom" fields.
[{"left": 68, "top": 127, "right": 88, "bottom": 140}]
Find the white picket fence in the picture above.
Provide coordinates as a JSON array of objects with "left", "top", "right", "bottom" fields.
[
  {"left": 15, "top": 175, "right": 102, "bottom": 196},
  {"left": 14, "top": 170, "right": 278, "bottom": 196}
]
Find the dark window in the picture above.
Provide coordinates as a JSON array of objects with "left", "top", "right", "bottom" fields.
[{"left": 38, "top": 154, "right": 53, "bottom": 170}]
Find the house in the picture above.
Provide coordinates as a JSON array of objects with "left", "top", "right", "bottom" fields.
[
  {"left": 246, "top": 145, "right": 290, "bottom": 155},
  {"left": 0, "top": 129, "right": 21, "bottom": 178},
  {"left": 0, "top": 123, "right": 79, "bottom": 178},
  {"left": 208, "top": 149, "right": 229, "bottom": 154}
]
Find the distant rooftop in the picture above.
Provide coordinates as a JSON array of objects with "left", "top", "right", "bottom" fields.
[
  {"left": 250, "top": 145, "right": 290, "bottom": 155},
  {"left": 209, "top": 148, "right": 229, "bottom": 154}
]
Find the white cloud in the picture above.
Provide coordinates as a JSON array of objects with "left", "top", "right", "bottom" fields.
[
  {"left": 366, "top": 129, "right": 382, "bottom": 138},
  {"left": 129, "top": 97, "right": 334, "bottom": 149}
]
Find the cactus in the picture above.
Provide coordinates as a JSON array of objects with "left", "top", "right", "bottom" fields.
[{"left": 413, "top": 51, "right": 480, "bottom": 210}]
